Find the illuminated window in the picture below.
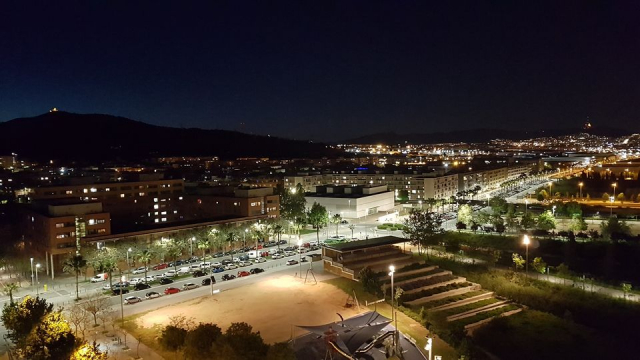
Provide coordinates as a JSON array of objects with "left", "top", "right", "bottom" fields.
[
  {"left": 90, "top": 188, "right": 97, "bottom": 193},
  {"left": 154, "top": 204, "right": 159, "bottom": 209},
  {"left": 120, "top": 194, "right": 125, "bottom": 198},
  {"left": 88, "top": 219, "right": 96, "bottom": 225},
  {"left": 154, "top": 219, "right": 159, "bottom": 223},
  {"left": 65, "top": 190, "right": 73, "bottom": 195},
  {"left": 161, "top": 218, "right": 167, "bottom": 222},
  {"left": 154, "top": 198, "right": 158, "bottom": 202},
  {"left": 83, "top": 189, "right": 88, "bottom": 193},
  {"left": 55, "top": 223, "right": 64, "bottom": 228}
]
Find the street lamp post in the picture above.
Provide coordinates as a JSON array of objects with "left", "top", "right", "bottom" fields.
[
  {"left": 297, "top": 240, "right": 303, "bottom": 278},
  {"left": 126, "top": 248, "right": 132, "bottom": 272},
  {"left": 523, "top": 235, "right": 530, "bottom": 275},
  {"left": 30, "top": 258, "right": 34, "bottom": 287},
  {"left": 578, "top": 182, "right": 583, "bottom": 200},
  {"left": 190, "top": 237, "right": 195, "bottom": 257},
  {"left": 425, "top": 337, "right": 433, "bottom": 360},
  {"left": 389, "top": 265, "right": 396, "bottom": 352},
  {"left": 548, "top": 182, "right": 553, "bottom": 198},
  {"left": 35, "top": 264, "right": 41, "bottom": 296},
  {"left": 612, "top": 183, "right": 617, "bottom": 202},
  {"left": 610, "top": 196, "right": 615, "bottom": 217},
  {"left": 525, "top": 199, "right": 528, "bottom": 214}
]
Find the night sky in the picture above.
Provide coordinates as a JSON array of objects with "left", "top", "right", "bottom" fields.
[{"left": 1, "top": 1, "right": 639, "bottom": 141}]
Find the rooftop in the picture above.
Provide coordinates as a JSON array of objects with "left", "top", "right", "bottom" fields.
[{"left": 323, "top": 236, "right": 406, "bottom": 252}]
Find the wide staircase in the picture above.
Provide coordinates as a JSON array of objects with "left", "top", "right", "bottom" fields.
[
  {"left": 342, "top": 245, "right": 415, "bottom": 275},
  {"left": 385, "top": 263, "right": 522, "bottom": 334}
]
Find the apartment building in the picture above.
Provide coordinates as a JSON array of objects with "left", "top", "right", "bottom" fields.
[
  {"left": 181, "top": 187, "right": 280, "bottom": 219},
  {"left": 23, "top": 201, "right": 111, "bottom": 275},
  {"left": 421, "top": 174, "right": 459, "bottom": 200},
  {"left": 32, "top": 179, "right": 185, "bottom": 230}
]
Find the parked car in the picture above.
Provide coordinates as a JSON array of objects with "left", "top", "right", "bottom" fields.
[
  {"left": 163, "top": 270, "right": 177, "bottom": 278},
  {"left": 145, "top": 291, "right": 161, "bottom": 299},
  {"left": 111, "top": 288, "right": 129, "bottom": 296},
  {"left": 152, "top": 263, "right": 168, "bottom": 270},
  {"left": 182, "top": 283, "right": 199, "bottom": 290},
  {"left": 221, "top": 259, "right": 233, "bottom": 265},
  {"left": 254, "top": 257, "right": 266, "bottom": 263},
  {"left": 164, "top": 287, "right": 180, "bottom": 295},
  {"left": 192, "top": 270, "right": 206, "bottom": 278},
  {"left": 129, "top": 278, "right": 143, "bottom": 285},
  {"left": 112, "top": 282, "right": 130, "bottom": 289},
  {"left": 132, "top": 267, "right": 148, "bottom": 275},
  {"left": 144, "top": 275, "right": 156, "bottom": 283},
  {"left": 90, "top": 273, "right": 108, "bottom": 283},
  {"left": 249, "top": 268, "right": 264, "bottom": 274},
  {"left": 201, "top": 276, "right": 216, "bottom": 286},
  {"left": 298, "top": 248, "right": 308, "bottom": 254},
  {"left": 278, "top": 240, "right": 287, "bottom": 245},
  {"left": 284, "top": 251, "right": 296, "bottom": 257},
  {"left": 124, "top": 296, "right": 142, "bottom": 305},
  {"left": 271, "top": 254, "right": 284, "bottom": 259},
  {"left": 286, "top": 259, "right": 298, "bottom": 266},
  {"left": 177, "top": 267, "right": 191, "bottom": 275},
  {"left": 134, "top": 283, "right": 151, "bottom": 291},
  {"left": 211, "top": 262, "right": 222, "bottom": 267},
  {"left": 284, "top": 246, "right": 295, "bottom": 252},
  {"left": 237, "top": 261, "right": 251, "bottom": 267},
  {"left": 159, "top": 278, "right": 174, "bottom": 285},
  {"left": 102, "top": 284, "right": 112, "bottom": 290},
  {"left": 237, "top": 271, "right": 250, "bottom": 277},
  {"left": 168, "top": 260, "right": 184, "bottom": 267},
  {"left": 224, "top": 263, "right": 238, "bottom": 270},
  {"left": 200, "top": 262, "right": 212, "bottom": 269},
  {"left": 239, "top": 255, "right": 249, "bottom": 261},
  {"left": 211, "top": 267, "right": 224, "bottom": 273},
  {"left": 221, "top": 274, "right": 236, "bottom": 281}
]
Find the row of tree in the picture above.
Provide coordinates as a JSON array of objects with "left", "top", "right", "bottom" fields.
[{"left": 1, "top": 296, "right": 108, "bottom": 359}]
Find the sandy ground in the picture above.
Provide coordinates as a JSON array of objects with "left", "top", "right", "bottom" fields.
[{"left": 136, "top": 274, "right": 361, "bottom": 343}]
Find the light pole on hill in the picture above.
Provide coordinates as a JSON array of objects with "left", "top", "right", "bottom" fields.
[{"left": 578, "top": 182, "right": 583, "bottom": 200}]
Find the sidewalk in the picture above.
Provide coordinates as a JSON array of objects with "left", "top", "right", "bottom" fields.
[{"left": 87, "top": 327, "right": 164, "bottom": 360}]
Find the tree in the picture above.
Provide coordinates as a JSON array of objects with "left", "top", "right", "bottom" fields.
[
  {"left": 555, "top": 263, "right": 571, "bottom": 285},
  {"left": 183, "top": 323, "right": 223, "bottom": 359},
  {"left": 71, "top": 341, "right": 109, "bottom": 360},
  {"left": 602, "top": 192, "right": 610, "bottom": 201},
  {"left": 22, "top": 311, "right": 76, "bottom": 360},
  {"left": 536, "top": 211, "right": 556, "bottom": 232},
  {"left": 564, "top": 201, "right": 582, "bottom": 217},
  {"left": 622, "top": 283, "right": 632, "bottom": 300},
  {"left": 489, "top": 250, "right": 501, "bottom": 268},
  {"left": 617, "top": 192, "right": 626, "bottom": 203},
  {"left": 63, "top": 254, "right": 87, "bottom": 300},
  {"left": 136, "top": 248, "right": 153, "bottom": 285},
  {"left": 569, "top": 215, "right": 588, "bottom": 232},
  {"left": 520, "top": 212, "right": 536, "bottom": 230},
  {"left": 3, "top": 282, "right": 19, "bottom": 304},
  {"left": 307, "top": 202, "right": 329, "bottom": 242},
  {"left": 358, "top": 266, "right": 381, "bottom": 296},
  {"left": 538, "top": 189, "right": 549, "bottom": 200},
  {"left": 457, "top": 204, "right": 473, "bottom": 226},
  {"left": 86, "top": 248, "right": 119, "bottom": 289},
  {"left": 166, "top": 239, "right": 186, "bottom": 272},
  {"left": 455, "top": 221, "right": 467, "bottom": 232},
  {"left": 81, "top": 293, "right": 110, "bottom": 326},
  {"left": 531, "top": 257, "right": 547, "bottom": 279},
  {"left": 67, "top": 303, "right": 89, "bottom": 337},
  {"left": 512, "top": 253, "right": 525, "bottom": 271},
  {"left": 489, "top": 196, "right": 507, "bottom": 214},
  {"left": 197, "top": 235, "right": 211, "bottom": 259},
  {"left": 1, "top": 296, "right": 54, "bottom": 349},
  {"left": 160, "top": 325, "right": 188, "bottom": 351},
  {"left": 348, "top": 224, "right": 356, "bottom": 239},
  {"left": 266, "top": 342, "right": 295, "bottom": 360},
  {"left": 505, "top": 211, "right": 520, "bottom": 232},
  {"left": 600, "top": 217, "right": 631, "bottom": 242},
  {"left": 330, "top": 214, "right": 342, "bottom": 237},
  {"left": 224, "top": 322, "right": 269, "bottom": 360},
  {"left": 402, "top": 209, "right": 444, "bottom": 257},
  {"left": 280, "top": 183, "right": 306, "bottom": 222}
]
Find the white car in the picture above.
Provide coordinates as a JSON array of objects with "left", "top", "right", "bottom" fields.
[
  {"left": 284, "top": 251, "right": 296, "bottom": 257},
  {"left": 224, "top": 263, "right": 238, "bottom": 270},
  {"left": 254, "top": 257, "right": 266, "bottom": 263},
  {"left": 132, "top": 267, "right": 148, "bottom": 275},
  {"left": 145, "top": 291, "right": 161, "bottom": 299},
  {"left": 211, "top": 262, "right": 222, "bottom": 267},
  {"left": 144, "top": 275, "right": 155, "bottom": 282},
  {"left": 182, "top": 283, "right": 198, "bottom": 290},
  {"left": 200, "top": 262, "right": 212, "bottom": 269},
  {"left": 298, "top": 248, "right": 308, "bottom": 254},
  {"left": 101, "top": 283, "right": 112, "bottom": 290},
  {"left": 163, "top": 270, "right": 177, "bottom": 278},
  {"left": 129, "top": 278, "right": 143, "bottom": 285},
  {"left": 124, "top": 296, "right": 142, "bottom": 305},
  {"left": 271, "top": 254, "right": 284, "bottom": 259},
  {"left": 177, "top": 267, "right": 190, "bottom": 275},
  {"left": 232, "top": 257, "right": 241, "bottom": 262},
  {"left": 237, "top": 261, "right": 251, "bottom": 267},
  {"left": 90, "top": 274, "right": 108, "bottom": 283}
]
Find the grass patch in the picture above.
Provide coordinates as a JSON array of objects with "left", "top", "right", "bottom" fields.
[
  {"left": 401, "top": 282, "right": 472, "bottom": 303},
  {"left": 418, "top": 290, "right": 487, "bottom": 310},
  {"left": 437, "top": 298, "right": 501, "bottom": 317},
  {"left": 382, "top": 268, "right": 446, "bottom": 284},
  {"left": 398, "top": 274, "right": 458, "bottom": 292}
]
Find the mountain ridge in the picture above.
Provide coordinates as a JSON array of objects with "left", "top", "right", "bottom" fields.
[
  {"left": 0, "top": 112, "right": 339, "bottom": 161},
  {"left": 342, "top": 126, "right": 634, "bottom": 145}
]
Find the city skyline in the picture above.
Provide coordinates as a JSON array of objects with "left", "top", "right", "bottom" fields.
[{"left": 1, "top": 1, "right": 639, "bottom": 141}]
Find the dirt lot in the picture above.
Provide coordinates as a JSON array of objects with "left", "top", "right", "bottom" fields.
[{"left": 134, "top": 274, "right": 361, "bottom": 343}]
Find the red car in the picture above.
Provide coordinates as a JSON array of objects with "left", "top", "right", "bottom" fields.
[
  {"left": 260, "top": 251, "right": 269, "bottom": 257},
  {"left": 153, "top": 263, "right": 168, "bottom": 270},
  {"left": 164, "top": 287, "right": 180, "bottom": 295},
  {"left": 237, "top": 271, "right": 250, "bottom": 277}
]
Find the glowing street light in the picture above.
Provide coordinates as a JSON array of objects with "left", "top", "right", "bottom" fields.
[
  {"left": 525, "top": 199, "right": 529, "bottom": 214},
  {"left": 126, "top": 248, "right": 132, "bottom": 272},
  {"left": 611, "top": 183, "right": 617, "bottom": 202},
  {"left": 523, "top": 235, "right": 530, "bottom": 275},
  {"left": 35, "top": 264, "right": 41, "bottom": 296},
  {"left": 425, "top": 337, "right": 433, "bottom": 360},
  {"left": 389, "top": 265, "right": 397, "bottom": 352},
  {"left": 578, "top": 182, "right": 583, "bottom": 199}
]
